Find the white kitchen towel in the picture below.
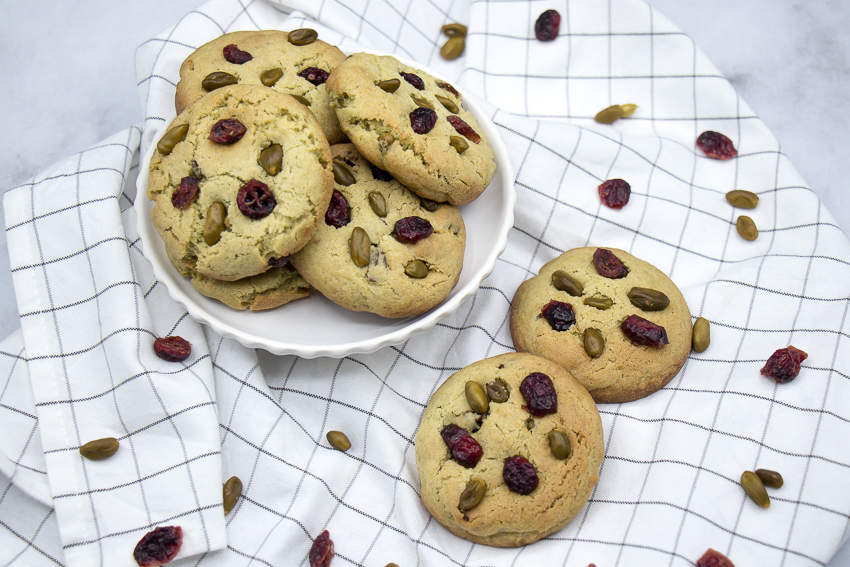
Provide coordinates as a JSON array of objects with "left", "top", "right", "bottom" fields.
[{"left": 2, "top": 0, "right": 850, "bottom": 566}]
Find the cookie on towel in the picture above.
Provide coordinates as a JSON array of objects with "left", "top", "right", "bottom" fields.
[
  {"left": 325, "top": 52, "right": 496, "bottom": 206},
  {"left": 289, "top": 143, "right": 465, "bottom": 318},
  {"left": 415, "top": 353, "right": 604, "bottom": 547},
  {"left": 148, "top": 84, "right": 333, "bottom": 281},
  {"left": 510, "top": 247, "right": 692, "bottom": 403},
  {"left": 175, "top": 29, "right": 347, "bottom": 144}
]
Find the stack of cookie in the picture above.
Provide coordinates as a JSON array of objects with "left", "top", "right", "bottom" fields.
[{"left": 146, "top": 29, "right": 497, "bottom": 316}]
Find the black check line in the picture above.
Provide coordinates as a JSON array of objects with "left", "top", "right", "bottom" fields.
[
  {"left": 387, "top": 346, "right": 464, "bottom": 372},
  {"left": 62, "top": 503, "right": 220, "bottom": 549},
  {"left": 10, "top": 236, "right": 132, "bottom": 273},
  {"left": 18, "top": 281, "right": 141, "bottom": 318},
  {"left": 51, "top": 451, "right": 219, "bottom": 500},
  {"left": 589, "top": 498, "right": 824, "bottom": 565},
  {"left": 34, "top": 354, "right": 211, "bottom": 407},
  {"left": 0, "top": 516, "right": 64, "bottom": 566},
  {"left": 5, "top": 195, "right": 118, "bottom": 232},
  {"left": 598, "top": 410, "right": 850, "bottom": 470},
  {"left": 434, "top": 321, "right": 514, "bottom": 350}
]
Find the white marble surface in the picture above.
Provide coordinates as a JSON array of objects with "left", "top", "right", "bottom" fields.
[{"left": 0, "top": 1, "right": 848, "bottom": 564}]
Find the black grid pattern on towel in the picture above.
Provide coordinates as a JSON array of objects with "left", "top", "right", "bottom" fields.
[{"left": 0, "top": 0, "right": 849, "bottom": 566}]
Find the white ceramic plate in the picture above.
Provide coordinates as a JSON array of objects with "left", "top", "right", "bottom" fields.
[{"left": 135, "top": 52, "right": 515, "bottom": 358}]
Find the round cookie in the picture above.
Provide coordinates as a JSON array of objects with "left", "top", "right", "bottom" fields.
[
  {"left": 175, "top": 29, "right": 347, "bottom": 144},
  {"left": 325, "top": 52, "right": 496, "bottom": 206},
  {"left": 510, "top": 247, "right": 692, "bottom": 403},
  {"left": 289, "top": 143, "right": 465, "bottom": 318},
  {"left": 415, "top": 353, "right": 604, "bottom": 547},
  {"left": 165, "top": 247, "right": 311, "bottom": 310},
  {"left": 147, "top": 84, "right": 333, "bottom": 281}
]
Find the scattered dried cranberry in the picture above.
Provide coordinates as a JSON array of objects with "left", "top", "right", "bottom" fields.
[
  {"left": 598, "top": 178, "right": 631, "bottom": 209},
  {"left": 133, "top": 526, "right": 183, "bottom": 567},
  {"left": 541, "top": 300, "right": 575, "bottom": 331},
  {"left": 696, "top": 131, "right": 737, "bottom": 160},
  {"left": 268, "top": 256, "right": 289, "bottom": 267},
  {"left": 237, "top": 179, "right": 276, "bottom": 219},
  {"left": 503, "top": 456, "right": 539, "bottom": 494},
  {"left": 592, "top": 248, "right": 628, "bottom": 279},
  {"left": 208, "top": 118, "right": 247, "bottom": 144},
  {"left": 621, "top": 315, "right": 669, "bottom": 347},
  {"left": 520, "top": 372, "right": 557, "bottom": 417},
  {"left": 171, "top": 176, "right": 200, "bottom": 209},
  {"left": 325, "top": 190, "right": 350, "bottom": 228},
  {"left": 223, "top": 44, "right": 253, "bottom": 64},
  {"left": 410, "top": 107, "right": 438, "bottom": 134},
  {"left": 534, "top": 10, "right": 561, "bottom": 42},
  {"left": 299, "top": 67, "right": 330, "bottom": 86},
  {"left": 760, "top": 345, "right": 808, "bottom": 383},
  {"left": 394, "top": 216, "right": 433, "bottom": 244},
  {"left": 446, "top": 115, "right": 481, "bottom": 144},
  {"left": 441, "top": 424, "right": 483, "bottom": 468},
  {"left": 153, "top": 337, "right": 191, "bottom": 362},
  {"left": 437, "top": 82, "right": 460, "bottom": 97},
  {"left": 400, "top": 72, "right": 425, "bottom": 90},
  {"left": 696, "top": 548, "right": 735, "bottom": 567},
  {"left": 369, "top": 163, "right": 393, "bottom": 182},
  {"left": 308, "top": 530, "right": 334, "bottom": 567}
]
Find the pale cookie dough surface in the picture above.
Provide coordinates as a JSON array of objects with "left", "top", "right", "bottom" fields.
[
  {"left": 175, "top": 30, "right": 347, "bottom": 144},
  {"left": 148, "top": 84, "right": 333, "bottom": 281},
  {"left": 290, "top": 144, "right": 465, "bottom": 318},
  {"left": 326, "top": 52, "right": 496, "bottom": 206},
  {"left": 165, "top": 247, "right": 310, "bottom": 310},
  {"left": 510, "top": 247, "right": 692, "bottom": 404},
  {"left": 415, "top": 353, "right": 604, "bottom": 548}
]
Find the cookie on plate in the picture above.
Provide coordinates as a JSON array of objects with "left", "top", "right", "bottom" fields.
[
  {"left": 510, "top": 247, "right": 692, "bottom": 403},
  {"left": 415, "top": 352, "right": 604, "bottom": 547},
  {"left": 148, "top": 84, "right": 333, "bottom": 281},
  {"left": 175, "top": 29, "right": 347, "bottom": 144},
  {"left": 325, "top": 52, "right": 496, "bottom": 206},
  {"left": 166, "top": 246, "right": 311, "bottom": 310},
  {"left": 289, "top": 143, "right": 465, "bottom": 318}
]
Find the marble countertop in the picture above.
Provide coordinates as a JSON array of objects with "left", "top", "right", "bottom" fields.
[{"left": 1, "top": 1, "right": 848, "bottom": 564}]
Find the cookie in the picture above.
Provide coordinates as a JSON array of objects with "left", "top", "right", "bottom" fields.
[
  {"left": 325, "top": 52, "right": 496, "bottom": 206},
  {"left": 166, "top": 246, "right": 310, "bottom": 310},
  {"left": 289, "top": 144, "right": 465, "bottom": 318},
  {"left": 510, "top": 247, "right": 692, "bottom": 403},
  {"left": 415, "top": 353, "right": 604, "bottom": 547},
  {"left": 148, "top": 84, "right": 333, "bottom": 281},
  {"left": 175, "top": 29, "right": 347, "bottom": 144}
]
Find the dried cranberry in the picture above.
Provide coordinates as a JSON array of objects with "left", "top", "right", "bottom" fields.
[
  {"left": 541, "top": 300, "right": 575, "bottom": 331},
  {"left": 446, "top": 115, "right": 481, "bottom": 144},
  {"left": 696, "top": 548, "right": 735, "bottom": 567},
  {"left": 153, "top": 337, "right": 191, "bottom": 362},
  {"left": 400, "top": 72, "right": 425, "bottom": 90},
  {"left": 308, "top": 530, "right": 334, "bottom": 567},
  {"left": 503, "top": 456, "right": 538, "bottom": 494},
  {"left": 325, "top": 190, "right": 350, "bottom": 228},
  {"left": 621, "top": 315, "right": 669, "bottom": 347},
  {"left": 760, "top": 345, "right": 808, "bottom": 383},
  {"left": 369, "top": 163, "right": 393, "bottom": 182},
  {"left": 598, "top": 178, "right": 631, "bottom": 209},
  {"left": 592, "top": 248, "right": 628, "bottom": 279},
  {"left": 534, "top": 10, "right": 561, "bottom": 42},
  {"left": 268, "top": 256, "right": 289, "bottom": 267},
  {"left": 222, "top": 44, "right": 252, "bottom": 64},
  {"left": 237, "top": 179, "right": 276, "bottom": 219},
  {"left": 394, "top": 216, "right": 433, "bottom": 244},
  {"left": 440, "top": 424, "right": 483, "bottom": 468},
  {"left": 437, "top": 82, "right": 460, "bottom": 97},
  {"left": 299, "top": 67, "right": 330, "bottom": 86},
  {"left": 520, "top": 372, "right": 557, "bottom": 417},
  {"left": 171, "top": 176, "right": 200, "bottom": 209},
  {"left": 696, "top": 131, "right": 737, "bottom": 160},
  {"left": 133, "top": 526, "right": 183, "bottom": 567},
  {"left": 410, "top": 107, "right": 438, "bottom": 134},
  {"left": 208, "top": 118, "right": 247, "bottom": 144}
]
